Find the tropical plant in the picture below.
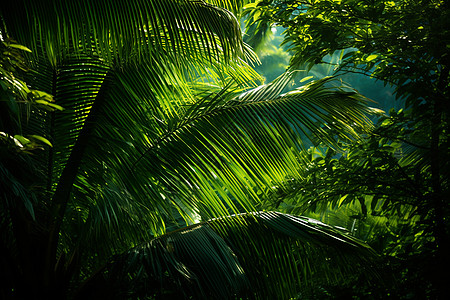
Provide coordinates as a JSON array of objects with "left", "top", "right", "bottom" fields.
[{"left": 1, "top": 0, "right": 377, "bottom": 298}]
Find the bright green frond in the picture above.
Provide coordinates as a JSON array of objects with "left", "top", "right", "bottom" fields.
[{"left": 134, "top": 74, "right": 373, "bottom": 221}]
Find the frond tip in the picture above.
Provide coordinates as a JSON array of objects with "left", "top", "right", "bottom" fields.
[{"left": 79, "top": 211, "right": 379, "bottom": 299}]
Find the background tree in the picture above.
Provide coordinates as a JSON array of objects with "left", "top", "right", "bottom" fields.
[
  {"left": 0, "top": 0, "right": 377, "bottom": 299},
  {"left": 245, "top": 0, "right": 450, "bottom": 298}
]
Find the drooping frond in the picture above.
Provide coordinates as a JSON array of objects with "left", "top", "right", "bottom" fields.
[{"left": 79, "top": 211, "right": 377, "bottom": 299}]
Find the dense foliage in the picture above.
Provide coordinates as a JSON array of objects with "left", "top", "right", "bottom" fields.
[
  {"left": 245, "top": 0, "right": 450, "bottom": 298},
  {"left": 2, "top": 0, "right": 448, "bottom": 298}
]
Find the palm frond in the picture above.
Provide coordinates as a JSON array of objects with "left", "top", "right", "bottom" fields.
[
  {"left": 80, "top": 211, "right": 377, "bottom": 299},
  {"left": 133, "top": 74, "right": 374, "bottom": 220},
  {"left": 1, "top": 0, "right": 246, "bottom": 66}
]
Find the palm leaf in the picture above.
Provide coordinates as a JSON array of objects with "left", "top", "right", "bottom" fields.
[
  {"left": 79, "top": 211, "right": 377, "bottom": 299},
  {"left": 1, "top": 0, "right": 247, "bottom": 65},
  {"left": 132, "top": 74, "right": 374, "bottom": 221}
]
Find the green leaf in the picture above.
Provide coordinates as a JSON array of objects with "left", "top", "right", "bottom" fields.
[
  {"left": 13, "top": 134, "right": 30, "bottom": 145},
  {"left": 299, "top": 75, "right": 314, "bottom": 82},
  {"left": 28, "top": 135, "right": 53, "bottom": 147},
  {"left": 338, "top": 194, "right": 349, "bottom": 206},
  {"left": 381, "top": 119, "right": 393, "bottom": 126},
  {"left": 390, "top": 141, "right": 402, "bottom": 149},
  {"left": 366, "top": 54, "right": 379, "bottom": 62},
  {"left": 8, "top": 43, "right": 32, "bottom": 52}
]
